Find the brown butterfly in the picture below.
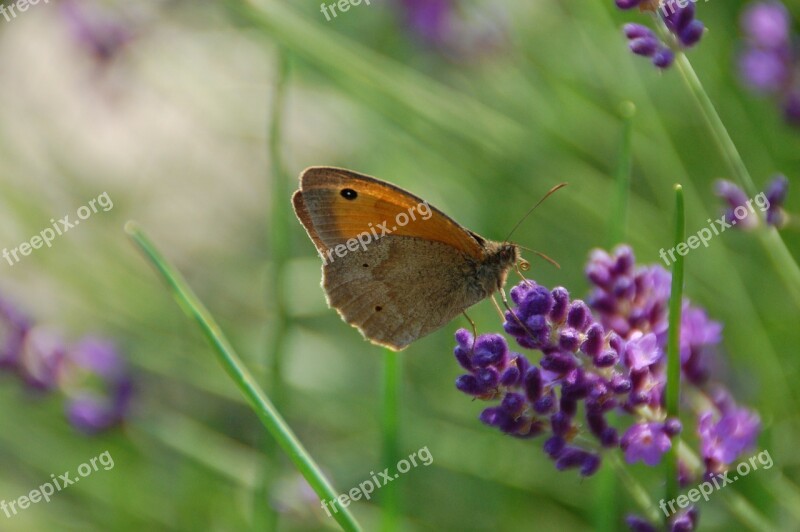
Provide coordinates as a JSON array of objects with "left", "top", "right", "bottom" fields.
[{"left": 292, "top": 167, "right": 531, "bottom": 351}]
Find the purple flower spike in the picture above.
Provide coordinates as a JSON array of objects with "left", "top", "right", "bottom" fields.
[
  {"left": 629, "top": 37, "right": 660, "bottom": 57},
  {"left": 452, "top": 246, "right": 758, "bottom": 480},
  {"left": 621, "top": 422, "right": 671, "bottom": 466},
  {"left": 741, "top": 1, "right": 791, "bottom": 49}
]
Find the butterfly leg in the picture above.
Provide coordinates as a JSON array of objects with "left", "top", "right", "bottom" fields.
[{"left": 462, "top": 311, "right": 478, "bottom": 351}]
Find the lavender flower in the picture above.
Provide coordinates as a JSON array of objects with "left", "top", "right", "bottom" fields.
[
  {"left": 60, "top": 0, "right": 135, "bottom": 66},
  {"left": 618, "top": 2, "right": 704, "bottom": 70},
  {"left": 0, "top": 297, "right": 30, "bottom": 370},
  {"left": 0, "top": 292, "right": 133, "bottom": 434},
  {"left": 714, "top": 176, "right": 790, "bottom": 229},
  {"left": 62, "top": 337, "right": 133, "bottom": 434},
  {"left": 741, "top": 0, "right": 791, "bottom": 49},
  {"left": 628, "top": 507, "right": 698, "bottom": 532},
  {"left": 738, "top": 1, "right": 800, "bottom": 127},
  {"left": 395, "top": 0, "right": 508, "bottom": 60},
  {"left": 452, "top": 243, "right": 760, "bottom": 528},
  {"left": 764, "top": 174, "right": 789, "bottom": 226},
  {"left": 698, "top": 407, "right": 760, "bottom": 468}
]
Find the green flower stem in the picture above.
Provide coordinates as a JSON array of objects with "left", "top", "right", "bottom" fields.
[
  {"left": 665, "top": 184, "right": 685, "bottom": 517},
  {"left": 671, "top": 51, "right": 800, "bottom": 308},
  {"left": 125, "top": 222, "right": 363, "bottom": 532},
  {"left": 381, "top": 348, "right": 402, "bottom": 531}
]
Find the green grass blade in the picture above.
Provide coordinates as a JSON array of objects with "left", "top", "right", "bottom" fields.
[
  {"left": 665, "top": 184, "right": 685, "bottom": 517},
  {"left": 125, "top": 221, "right": 362, "bottom": 532}
]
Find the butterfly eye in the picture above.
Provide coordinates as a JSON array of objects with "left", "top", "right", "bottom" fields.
[
  {"left": 341, "top": 188, "right": 358, "bottom": 200},
  {"left": 519, "top": 259, "right": 530, "bottom": 272}
]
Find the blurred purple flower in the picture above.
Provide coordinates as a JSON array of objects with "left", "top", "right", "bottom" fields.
[
  {"left": 395, "top": 0, "right": 508, "bottom": 60},
  {"left": 399, "top": 0, "right": 453, "bottom": 44},
  {"left": 741, "top": 0, "right": 791, "bottom": 49},
  {"left": 0, "top": 297, "right": 30, "bottom": 370},
  {"left": 739, "top": 48, "right": 790, "bottom": 92},
  {"left": 764, "top": 173, "right": 789, "bottom": 226},
  {"left": 714, "top": 176, "right": 790, "bottom": 229},
  {"left": 738, "top": 1, "right": 799, "bottom": 127},
  {"left": 62, "top": 337, "right": 133, "bottom": 434},
  {"left": 698, "top": 407, "right": 760, "bottom": 467},
  {"left": 60, "top": 0, "right": 135, "bottom": 65}
]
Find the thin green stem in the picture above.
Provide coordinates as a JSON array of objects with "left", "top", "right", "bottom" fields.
[
  {"left": 670, "top": 50, "right": 800, "bottom": 308},
  {"left": 125, "top": 221, "right": 362, "bottom": 532},
  {"left": 380, "top": 348, "right": 401, "bottom": 531},
  {"left": 665, "top": 184, "right": 685, "bottom": 517}
]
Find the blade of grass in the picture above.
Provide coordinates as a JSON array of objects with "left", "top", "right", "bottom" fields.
[
  {"left": 668, "top": 47, "right": 800, "bottom": 308},
  {"left": 125, "top": 221, "right": 362, "bottom": 532},
  {"left": 664, "top": 184, "right": 685, "bottom": 519}
]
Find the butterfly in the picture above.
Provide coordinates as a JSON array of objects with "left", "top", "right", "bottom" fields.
[{"left": 292, "top": 167, "right": 531, "bottom": 351}]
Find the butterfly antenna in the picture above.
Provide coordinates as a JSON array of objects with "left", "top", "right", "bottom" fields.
[{"left": 503, "top": 183, "right": 568, "bottom": 243}]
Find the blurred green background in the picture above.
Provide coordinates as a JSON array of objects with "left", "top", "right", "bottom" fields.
[{"left": 0, "top": 0, "right": 798, "bottom": 530}]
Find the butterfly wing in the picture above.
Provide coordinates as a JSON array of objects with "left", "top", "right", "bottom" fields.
[
  {"left": 293, "top": 166, "right": 484, "bottom": 260},
  {"left": 292, "top": 167, "right": 497, "bottom": 350},
  {"left": 322, "top": 236, "right": 486, "bottom": 350}
]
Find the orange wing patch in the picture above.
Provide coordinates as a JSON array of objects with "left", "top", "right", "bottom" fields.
[{"left": 296, "top": 167, "right": 484, "bottom": 259}]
